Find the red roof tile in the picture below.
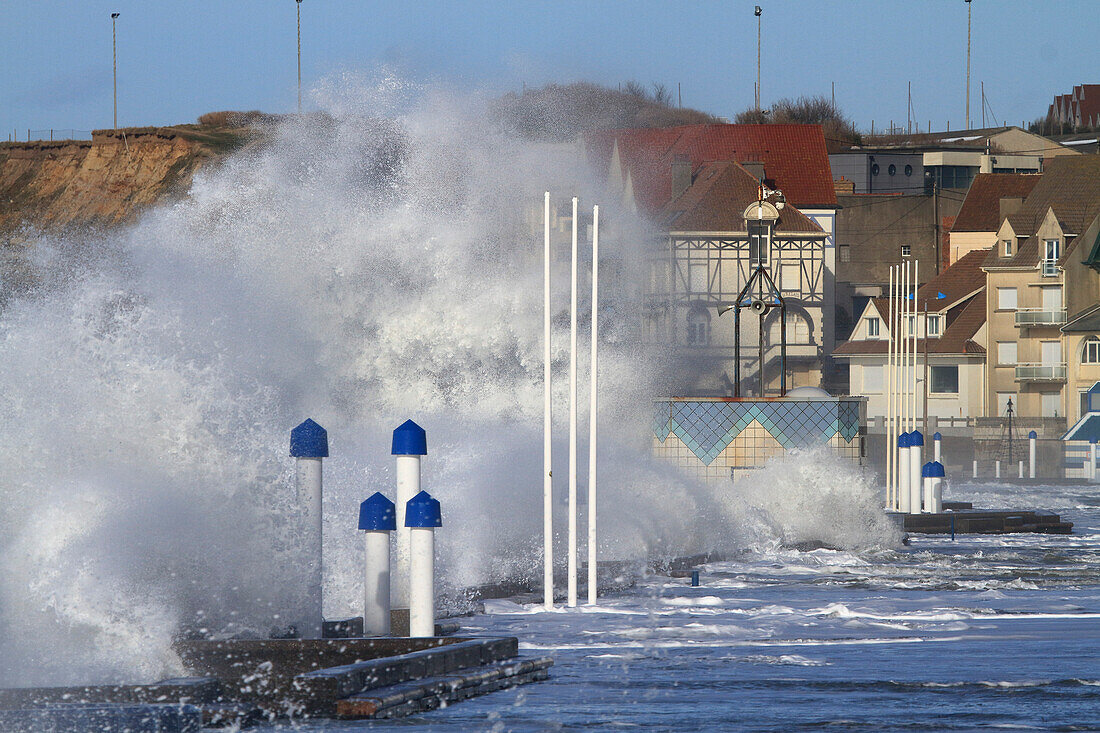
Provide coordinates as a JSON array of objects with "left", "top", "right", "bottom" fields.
[
  {"left": 656, "top": 161, "right": 823, "bottom": 234},
  {"left": 586, "top": 124, "right": 837, "bottom": 214},
  {"left": 951, "top": 173, "right": 1042, "bottom": 233}
]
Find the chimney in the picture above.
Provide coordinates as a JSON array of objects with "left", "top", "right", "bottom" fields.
[
  {"left": 999, "top": 196, "right": 1023, "bottom": 221},
  {"left": 743, "top": 161, "right": 766, "bottom": 181},
  {"left": 671, "top": 155, "right": 692, "bottom": 199}
]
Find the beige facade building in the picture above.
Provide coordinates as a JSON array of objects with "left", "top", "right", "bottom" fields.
[{"left": 982, "top": 156, "right": 1100, "bottom": 424}]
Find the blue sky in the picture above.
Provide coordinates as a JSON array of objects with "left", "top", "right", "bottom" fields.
[{"left": 2, "top": 1, "right": 1097, "bottom": 139}]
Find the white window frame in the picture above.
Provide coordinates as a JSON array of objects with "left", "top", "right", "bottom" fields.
[
  {"left": 901, "top": 244, "right": 911, "bottom": 258},
  {"left": 927, "top": 314, "right": 942, "bottom": 337},
  {"left": 1002, "top": 239, "right": 1014, "bottom": 257},
  {"left": 866, "top": 317, "right": 880, "bottom": 338},
  {"left": 1083, "top": 338, "right": 1100, "bottom": 365}
]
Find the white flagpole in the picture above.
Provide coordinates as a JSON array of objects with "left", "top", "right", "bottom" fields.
[
  {"left": 543, "top": 192, "right": 554, "bottom": 611},
  {"left": 568, "top": 196, "right": 579, "bottom": 608},
  {"left": 587, "top": 205, "right": 599, "bottom": 606},
  {"left": 913, "top": 259, "right": 919, "bottom": 433},
  {"left": 903, "top": 261, "right": 910, "bottom": 433},
  {"left": 886, "top": 266, "right": 894, "bottom": 510}
]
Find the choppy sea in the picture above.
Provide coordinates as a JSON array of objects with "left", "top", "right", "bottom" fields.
[{"left": 272, "top": 480, "right": 1100, "bottom": 732}]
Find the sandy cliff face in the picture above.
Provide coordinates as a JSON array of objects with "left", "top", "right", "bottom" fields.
[{"left": 0, "top": 127, "right": 244, "bottom": 237}]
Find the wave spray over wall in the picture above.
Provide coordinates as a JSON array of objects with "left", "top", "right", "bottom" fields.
[{"left": 0, "top": 73, "right": 895, "bottom": 687}]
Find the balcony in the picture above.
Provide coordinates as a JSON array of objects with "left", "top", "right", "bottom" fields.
[
  {"left": 1015, "top": 362, "right": 1067, "bottom": 382},
  {"left": 1041, "top": 261, "right": 1061, "bottom": 277},
  {"left": 1015, "top": 308, "right": 1068, "bottom": 327}
]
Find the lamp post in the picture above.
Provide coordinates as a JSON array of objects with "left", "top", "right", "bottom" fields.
[
  {"left": 297, "top": 0, "right": 303, "bottom": 113},
  {"left": 111, "top": 12, "right": 119, "bottom": 129},
  {"left": 754, "top": 6, "right": 762, "bottom": 110},
  {"left": 965, "top": 0, "right": 972, "bottom": 129}
]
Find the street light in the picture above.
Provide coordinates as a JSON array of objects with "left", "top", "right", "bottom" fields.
[
  {"left": 754, "top": 6, "right": 762, "bottom": 110},
  {"left": 965, "top": 0, "right": 972, "bottom": 129},
  {"left": 297, "top": 0, "right": 303, "bottom": 114},
  {"left": 111, "top": 12, "right": 120, "bottom": 129}
]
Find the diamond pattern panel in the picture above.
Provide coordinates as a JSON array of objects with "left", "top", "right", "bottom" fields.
[
  {"left": 663, "top": 398, "right": 864, "bottom": 464},
  {"left": 652, "top": 401, "right": 671, "bottom": 442}
]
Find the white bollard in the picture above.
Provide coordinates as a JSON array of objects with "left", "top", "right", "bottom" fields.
[
  {"left": 1091, "top": 440, "right": 1098, "bottom": 482},
  {"left": 1028, "top": 431, "right": 1037, "bottom": 479},
  {"left": 973, "top": 460, "right": 978, "bottom": 479},
  {"left": 291, "top": 418, "right": 328, "bottom": 640},
  {"left": 359, "top": 492, "right": 395, "bottom": 636},
  {"left": 909, "top": 430, "right": 924, "bottom": 514},
  {"left": 898, "top": 432, "right": 911, "bottom": 513},
  {"left": 922, "top": 461, "right": 945, "bottom": 514},
  {"left": 995, "top": 460, "right": 1001, "bottom": 479},
  {"left": 933, "top": 431, "right": 942, "bottom": 464},
  {"left": 391, "top": 420, "right": 426, "bottom": 611},
  {"left": 1018, "top": 460, "right": 1024, "bottom": 479},
  {"left": 406, "top": 490, "right": 442, "bottom": 638}
]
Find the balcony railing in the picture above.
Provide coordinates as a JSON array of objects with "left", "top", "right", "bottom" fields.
[
  {"left": 1041, "top": 261, "right": 1061, "bottom": 277},
  {"left": 1015, "top": 362, "right": 1067, "bottom": 381},
  {"left": 1015, "top": 308, "right": 1068, "bottom": 327}
]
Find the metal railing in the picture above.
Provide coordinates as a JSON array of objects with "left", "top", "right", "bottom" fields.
[
  {"left": 1041, "top": 261, "right": 1061, "bottom": 277},
  {"left": 1015, "top": 308, "right": 1067, "bottom": 327},
  {"left": 7, "top": 129, "right": 93, "bottom": 143},
  {"left": 1015, "top": 362, "right": 1067, "bottom": 381}
]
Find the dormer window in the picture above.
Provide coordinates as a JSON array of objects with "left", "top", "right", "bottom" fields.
[
  {"left": 748, "top": 221, "right": 769, "bottom": 266},
  {"left": 1042, "top": 239, "right": 1061, "bottom": 277},
  {"left": 866, "top": 317, "right": 880, "bottom": 338},
  {"left": 1002, "top": 239, "right": 1014, "bottom": 257},
  {"left": 901, "top": 244, "right": 911, "bottom": 257},
  {"left": 927, "top": 314, "right": 942, "bottom": 336}
]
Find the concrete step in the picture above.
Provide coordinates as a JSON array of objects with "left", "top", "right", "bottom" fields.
[
  {"left": 335, "top": 656, "right": 554, "bottom": 720},
  {"left": 0, "top": 703, "right": 204, "bottom": 732}
]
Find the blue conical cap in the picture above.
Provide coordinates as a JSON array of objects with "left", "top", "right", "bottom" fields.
[
  {"left": 1028, "top": 431, "right": 1037, "bottom": 439},
  {"left": 933, "top": 432, "right": 942, "bottom": 441},
  {"left": 898, "top": 431, "right": 911, "bottom": 448},
  {"left": 921, "top": 461, "right": 946, "bottom": 478},
  {"left": 392, "top": 419, "right": 427, "bottom": 456},
  {"left": 405, "top": 490, "right": 442, "bottom": 528},
  {"left": 290, "top": 418, "right": 329, "bottom": 458},
  {"left": 359, "top": 492, "right": 396, "bottom": 531},
  {"left": 910, "top": 430, "right": 924, "bottom": 446}
]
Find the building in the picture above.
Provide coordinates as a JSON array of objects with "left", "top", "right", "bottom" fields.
[
  {"left": 948, "top": 173, "right": 1042, "bottom": 266},
  {"left": 833, "top": 249, "right": 989, "bottom": 423},
  {"left": 586, "top": 124, "right": 839, "bottom": 393},
  {"left": 828, "top": 126, "right": 1063, "bottom": 196},
  {"left": 982, "top": 156, "right": 1100, "bottom": 424},
  {"left": 1048, "top": 85, "right": 1100, "bottom": 131}
]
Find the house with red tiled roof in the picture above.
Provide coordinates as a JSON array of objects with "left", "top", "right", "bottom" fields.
[
  {"left": 833, "top": 249, "right": 989, "bottom": 422},
  {"left": 948, "top": 172, "right": 1042, "bottom": 265},
  {"left": 639, "top": 157, "right": 830, "bottom": 395},
  {"left": 1047, "top": 84, "right": 1100, "bottom": 130},
  {"left": 587, "top": 123, "right": 840, "bottom": 394}
]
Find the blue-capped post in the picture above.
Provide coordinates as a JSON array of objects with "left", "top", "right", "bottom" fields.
[
  {"left": 291, "top": 418, "right": 329, "bottom": 639},
  {"left": 391, "top": 420, "right": 426, "bottom": 612},
  {"left": 359, "top": 492, "right": 396, "bottom": 636},
  {"left": 933, "top": 431, "right": 942, "bottom": 464},
  {"left": 1028, "top": 430, "right": 1037, "bottom": 479},
  {"left": 406, "top": 491, "right": 442, "bottom": 638},
  {"left": 908, "top": 430, "right": 924, "bottom": 514},
  {"left": 922, "top": 461, "right": 945, "bottom": 514}
]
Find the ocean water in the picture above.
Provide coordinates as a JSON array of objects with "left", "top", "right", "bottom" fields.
[{"left": 274, "top": 480, "right": 1100, "bottom": 732}]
